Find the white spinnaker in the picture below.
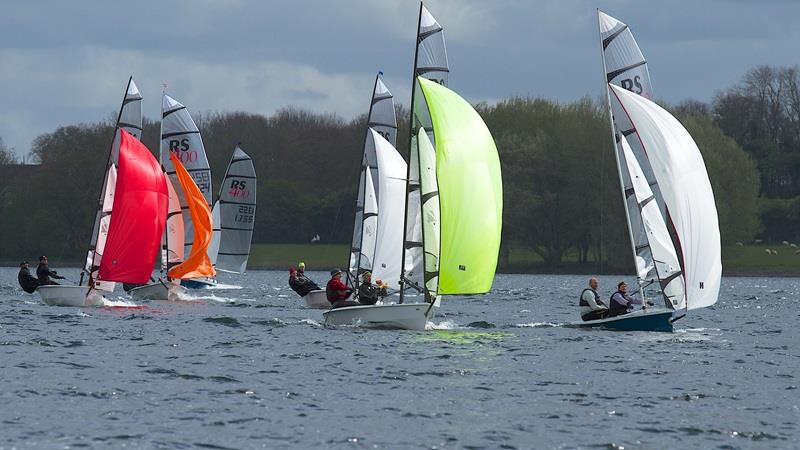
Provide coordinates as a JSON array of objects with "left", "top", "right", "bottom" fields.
[
  {"left": 620, "top": 136, "right": 686, "bottom": 309},
  {"left": 599, "top": 10, "right": 670, "bottom": 293},
  {"left": 208, "top": 202, "right": 221, "bottom": 266},
  {"left": 610, "top": 84, "right": 721, "bottom": 310},
  {"left": 358, "top": 169, "right": 379, "bottom": 275},
  {"left": 85, "top": 77, "right": 142, "bottom": 292},
  {"left": 215, "top": 146, "right": 256, "bottom": 273},
  {"left": 418, "top": 128, "right": 440, "bottom": 299},
  {"left": 370, "top": 129, "right": 407, "bottom": 289},
  {"left": 160, "top": 94, "right": 212, "bottom": 258},
  {"left": 161, "top": 177, "right": 185, "bottom": 272}
]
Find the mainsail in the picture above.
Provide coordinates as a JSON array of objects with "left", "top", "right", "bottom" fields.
[
  {"left": 598, "top": 10, "right": 680, "bottom": 308},
  {"left": 161, "top": 178, "right": 185, "bottom": 272},
  {"left": 401, "top": 3, "right": 449, "bottom": 295},
  {"left": 83, "top": 77, "right": 142, "bottom": 291},
  {"left": 370, "top": 129, "right": 407, "bottom": 289},
  {"left": 160, "top": 94, "right": 212, "bottom": 259},
  {"left": 167, "top": 154, "right": 216, "bottom": 280},
  {"left": 610, "top": 84, "right": 721, "bottom": 310},
  {"left": 348, "top": 73, "right": 397, "bottom": 285},
  {"left": 98, "top": 129, "right": 168, "bottom": 283},
  {"left": 209, "top": 146, "right": 257, "bottom": 273}
]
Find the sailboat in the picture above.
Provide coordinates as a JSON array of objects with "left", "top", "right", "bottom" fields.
[
  {"left": 323, "top": 4, "right": 503, "bottom": 330},
  {"left": 128, "top": 94, "right": 216, "bottom": 299},
  {"left": 575, "top": 11, "right": 721, "bottom": 332},
  {"left": 37, "top": 77, "right": 166, "bottom": 306},
  {"left": 206, "top": 145, "right": 257, "bottom": 275}
]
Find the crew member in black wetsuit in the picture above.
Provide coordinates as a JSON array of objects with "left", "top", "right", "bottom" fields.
[
  {"left": 608, "top": 281, "right": 643, "bottom": 317},
  {"left": 358, "top": 271, "right": 387, "bottom": 305},
  {"left": 36, "top": 255, "right": 65, "bottom": 286},
  {"left": 17, "top": 261, "right": 39, "bottom": 293}
]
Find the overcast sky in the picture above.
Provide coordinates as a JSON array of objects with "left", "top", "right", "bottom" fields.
[{"left": 1, "top": 0, "right": 798, "bottom": 157}]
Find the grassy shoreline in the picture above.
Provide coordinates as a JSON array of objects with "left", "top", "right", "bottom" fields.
[{"left": 4, "top": 244, "right": 799, "bottom": 277}]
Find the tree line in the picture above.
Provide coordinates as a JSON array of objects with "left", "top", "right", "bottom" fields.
[{"left": 2, "top": 65, "right": 790, "bottom": 272}]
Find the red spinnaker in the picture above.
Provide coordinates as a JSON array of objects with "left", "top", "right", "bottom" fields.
[{"left": 98, "top": 129, "right": 168, "bottom": 283}]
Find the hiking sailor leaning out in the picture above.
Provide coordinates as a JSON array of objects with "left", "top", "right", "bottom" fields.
[
  {"left": 580, "top": 277, "right": 608, "bottom": 321},
  {"left": 18, "top": 261, "right": 39, "bottom": 294},
  {"left": 325, "top": 269, "right": 359, "bottom": 309}
]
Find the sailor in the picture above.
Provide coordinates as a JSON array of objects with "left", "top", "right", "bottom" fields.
[
  {"left": 36, "top": 255, "right": 65, "bottom": 286},
  {"left": 358, "top": 271, "right": 387, "bottom": 305},
  {"left": 289, "top": 262, "right": 320, "bottom": 296},
  {"left": 579, "top": 277, "right": 608, "bottom": 321},
  {"left": 325, "top": 269, "right": 358, "bottom": 308},
  {"left": 608, "top": 281, "right": 643, "bottom": 317},
  {"left": 17, "top": 261, "right": 39, "bottom": 294}
]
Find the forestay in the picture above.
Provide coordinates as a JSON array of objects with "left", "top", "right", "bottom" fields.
[
  {"left": 598, "top": 10, "right": 674, "bottom": 304},
  {"left": 610, "top": 84, "right": 721, "bottom": 310},
  {"left": 370, "top": 129, "right": 407, "bottom": 289},
  {"left": 416, "top": 77, "right": 502, "bottom": 296},
  {"left": 84, "top": 77, "right": 142, "bottom": 292},
  {"left": 161, "top": 95, "right": 212, "bottom": 258},
  {"left": 210, "top": 146, "right": 257, "bottom": 273},
  {"left": 401, "top": 3, "right": 449, "bottom": 294}
]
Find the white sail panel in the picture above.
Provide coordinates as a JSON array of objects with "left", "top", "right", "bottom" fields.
[
  {"left": 369, "top": 75, "right": 398, "bottom": 149},
  {"left": 215, "top": 146, "right": 256, "bottom": 273},
  {"left": 208, "top": 202, "right": 221, "bottom": 265},
  {"left": 349, "top": 169, "right": 365, "bottom": 280},
  {"left": 620, "top": 136, "right": 686, "bottom": 309},
  {"left": 416, "top": 5, "right": 449, "bottom": 85},
  {"left": 610, "top": 84, "right": 721, "bottom": 310},
  {"left": 370, "top": 129, "right": 407, "bottom": 289},
  {"left": 358, "top": 169, "right": 378, "bottom": 275},
  {"left": 161, "top": 177, "right": 185, "bottom": 271},
  {"left": 160, "top": 94, "right": 212, "bottom": 257},
  {"left": 403, "top": 133, "right": 424, "bottom": 291},
  {"left": 418, "top": 128, "right": 440, "bottom": 300}
]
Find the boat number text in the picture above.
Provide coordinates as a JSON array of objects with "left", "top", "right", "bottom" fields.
[{"left": 235, "top": 205, "right": 254, "bottom": 223}]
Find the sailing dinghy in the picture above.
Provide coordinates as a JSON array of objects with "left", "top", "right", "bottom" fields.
[
  {"left": 572, "top": 11, "right": 721, "bottom": 332},
  {"left": 128, "top": 94, "right": 216, "bottom": 299},
  {"left": 38, "top": 78, "right": 156, "bottom": 307},
  {"left": 324, "top": 5, "right": 503, "bottom": 330}
]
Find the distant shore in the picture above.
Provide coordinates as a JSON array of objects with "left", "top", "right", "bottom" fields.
[{"left": 4, "top": 243, "right": 798, "bottom": 277}]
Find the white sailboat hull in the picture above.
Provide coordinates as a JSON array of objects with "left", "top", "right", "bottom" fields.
[
  {"left": 36, "top": 285, "right": 106, "bottom": 307},
  {"left": 128, "top": 282, "right": 184, "bottom": 301},
  {"left": 323, "top": 302, "right": 435, "bottom": 331},
  {"left": 303, "top": 290, "right": 330, "bottom": 309}
]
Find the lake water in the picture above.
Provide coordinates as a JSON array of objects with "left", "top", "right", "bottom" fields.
[{"left": 0, "top": 268, "right": 798, "bottom": 449}]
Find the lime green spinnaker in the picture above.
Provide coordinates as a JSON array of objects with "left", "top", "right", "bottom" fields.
[{"left": 417, "top": 77, "right": 503, "bottom": 295}]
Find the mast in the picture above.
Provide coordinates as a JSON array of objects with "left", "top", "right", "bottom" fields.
[
  {"left": 348, "top": 73, "right": 381, "bottom": 289},
  {"left": 160, "top": 85, "right": 170, "bottom": 280}
]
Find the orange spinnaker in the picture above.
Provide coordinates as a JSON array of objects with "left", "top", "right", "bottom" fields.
[{"left": 167, "top": 153, "right": 216, "bottom": 279}]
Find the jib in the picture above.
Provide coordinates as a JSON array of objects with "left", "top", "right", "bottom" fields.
[{"left": 621, "top": 76, "right": 643, "bottom": 94}]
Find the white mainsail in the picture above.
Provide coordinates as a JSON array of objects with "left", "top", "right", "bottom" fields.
[
  {"left": 401, "top": 3, "right": 449, "bottom": 296},
  {"left": 212, "top": 146, "right": 257, "bottom": 274},
  {"left": 610, "top": 84, "right": 721, "bottom": 310},
  {"left": 358, "top": 169, "right": 379, "bottom": 275},
  {"left": 348, "top": 73, "right": 397, "bottom": 284},
  {"left": 598, "top": 10, "right": 676, "bottom": 307},
  {"left": 417, "top": 127, "right": 441, "bottom": 298},
  {"left": 370, "top": 129, "right": 407, "bottom": 289},
  {"left": 160, "top": 94, "right": 212, "bottom": 259},
  {"left": 83, "top": 77, "right": 142, "bottom": 292},
  {"left": 619, "top": 136, "right": 686, "bottom": 309}
]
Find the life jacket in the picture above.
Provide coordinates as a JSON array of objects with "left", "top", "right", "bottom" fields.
[
  {"left": 609, "top": 291, "right": 630, "bottom": 315},
  {"left": 579, "top": 288, "right": 599, "bottom": 307}
]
